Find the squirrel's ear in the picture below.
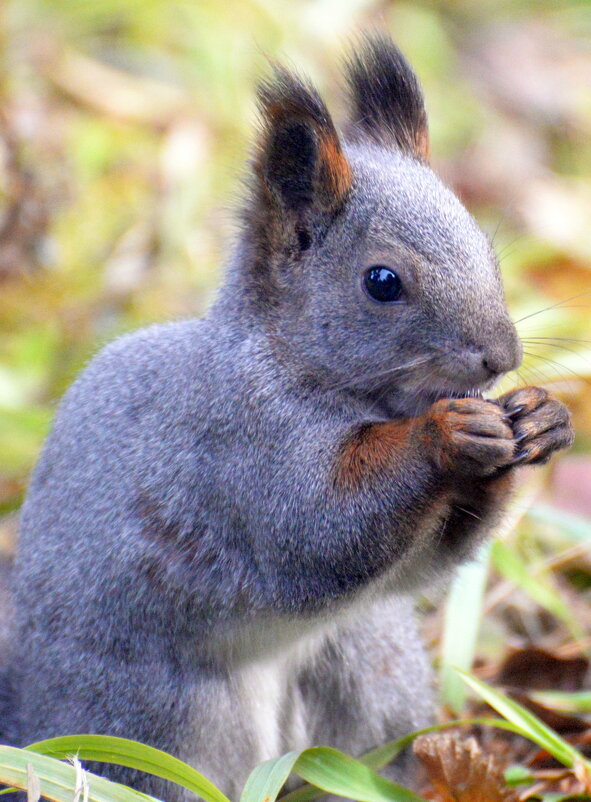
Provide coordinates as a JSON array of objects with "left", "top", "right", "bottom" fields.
[
  {"left": 344, "top": 33, "right": 429, "bottom": 161},
  {"left": 252, "top": 66, "right": 351, "bottom": 251}
]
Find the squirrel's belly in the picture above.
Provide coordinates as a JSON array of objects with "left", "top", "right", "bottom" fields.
[
  {"left": 233, "top": 624, "right": 333, "bottom": 761},
  {"left": 238, "top": 656, "right": 286, "bottom": 761}
]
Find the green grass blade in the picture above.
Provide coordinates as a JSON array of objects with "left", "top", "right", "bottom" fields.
[
  {"left": 503, "top": 765, "right": 535, "bottom": 786},
  {"left": 440, "top": 544, "right": 490, "bottom": 714},
  {"left": 491, "top": 540, "right": 585, "bottom": 643},
  {"left": 0, "top": 745, "right": 162, "bottom": 802},
  {"left": 540, "top": 795, "right": 591, "bottom": 802},
  {"left": 456, "top": 669, "right": 587, "bottom": 769},
  {"left": 295, "top": 747, "right": 425, "bottom": 802},
  {"left": 27, "top": 734, "right": 230, "bottom": 802},
  {"left": 279, "top": 718, "right": 538, "bottom": 802},
  {"left": 240, "top": 752, "right": 301, "bottom": 802},
  {"left": 528, "top": 503, "right": 591, "bottom": 543},
  {"left": 530, "top": 689, "right": 591, "bottom": 714},
  {"left": 241, "top": 746, "right": 426, "bottom": 802},
  {"left": 278, "top": 785, "right": 321, "bottom": 802},
  {"left": 359, "top": 718, "right": 524, "bottom": 772}
]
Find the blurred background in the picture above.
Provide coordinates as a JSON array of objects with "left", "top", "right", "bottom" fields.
[{"left": 1, "top": 0, "right": 591, "bottom": 705}]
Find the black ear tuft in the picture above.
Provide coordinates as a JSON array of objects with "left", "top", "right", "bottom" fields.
[
  {"left": 344, "top": 33, "right": 429, "bottom": 160},
  {"left": 255, "top": 65, "right": 352, "bottom": 217}
]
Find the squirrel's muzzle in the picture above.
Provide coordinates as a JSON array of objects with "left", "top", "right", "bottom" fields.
[{"left": 460, "top": 320, "right": 523, "bottom": 384}]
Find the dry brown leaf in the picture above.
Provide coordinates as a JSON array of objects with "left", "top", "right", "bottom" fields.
[
  {"left": 414, "top": 732, "right": 519, "bottom": 802},
  {"left": 497, "top": 647, "right": 588, "bottom": 692}
]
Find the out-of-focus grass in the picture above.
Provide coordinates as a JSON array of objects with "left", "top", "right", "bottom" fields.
[{"left": 1, "top": 0, "right": 591, "bottom": 720}]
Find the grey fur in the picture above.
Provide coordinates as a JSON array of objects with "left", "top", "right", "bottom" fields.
[{"left": 4, "top": 36, "right": 525, "bottom": 800}]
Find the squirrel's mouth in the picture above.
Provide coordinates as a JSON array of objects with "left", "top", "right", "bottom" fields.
[
  {"left": 421, "top": 374, "right": 502, "bottom": 405},
  {"left": 382, "top": 376, "right": 498, "bottom": 419}
]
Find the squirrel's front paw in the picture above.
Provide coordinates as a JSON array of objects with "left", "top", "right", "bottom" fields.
[
  {"left": 498, "top": 386, "right": 574, "bottom": 465},
  {"left": 424, "top": 397, "right": 514, "bottom": 477}
]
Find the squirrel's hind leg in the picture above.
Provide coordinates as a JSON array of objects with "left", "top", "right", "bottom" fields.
[{"left": 294, "top": 596, "right": 433, "bottom": 788}]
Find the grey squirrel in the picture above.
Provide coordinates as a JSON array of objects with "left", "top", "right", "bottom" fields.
[{"left": 2, "top": 33, "right": 574, "bottom": 800}]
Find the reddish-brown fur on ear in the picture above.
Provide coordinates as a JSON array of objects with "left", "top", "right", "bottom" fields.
[
  {"left": 318, "top": 130, "right": 353, "bottom": 202},
  {"left": 254, "top": 65, "right": 352, "bottom": 217},
  {"left": 415, "top": 129, "right": 430, "bottom": 162}
]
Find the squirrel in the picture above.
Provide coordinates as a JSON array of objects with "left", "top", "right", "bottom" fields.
[{"left": 2, "top": 33, "right": 574, "bottom": 800}]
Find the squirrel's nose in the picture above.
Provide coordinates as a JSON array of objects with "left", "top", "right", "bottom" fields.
[
  {"left": 480, "top": 329, "right": 523, "bottom": 377},
  {"left": 482, "top": 352, "right": 513, "bottom": 377},
  {"left": 460, "top": 325, "right": 522, "bottom": 382}
]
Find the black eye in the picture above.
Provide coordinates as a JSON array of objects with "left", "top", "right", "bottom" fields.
[{"left": 363, "top": 266, "right": 403, "bottom": 303}]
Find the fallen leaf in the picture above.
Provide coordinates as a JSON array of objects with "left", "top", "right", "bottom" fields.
[
  {"left": 497, "top": 647, "right": 588, "bottom": 692},
  {"left": 414, "top": 732, "right": 519, "bottom": 802}
]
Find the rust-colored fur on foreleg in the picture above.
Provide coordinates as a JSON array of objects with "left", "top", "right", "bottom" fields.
[
  {"left": 335, "top": 419, "right": 413, "bottom": 489},
  {"left": 335, "top": 396, "right": 516, "bottom": 490}
]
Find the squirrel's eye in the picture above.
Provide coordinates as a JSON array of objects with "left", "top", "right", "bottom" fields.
[{"left": 363, "top": 266, "right": 403, "bottom": 303}]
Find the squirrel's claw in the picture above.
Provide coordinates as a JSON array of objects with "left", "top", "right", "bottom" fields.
[{"left": 498, "top": 386, "right": 574, "bottom": 467}]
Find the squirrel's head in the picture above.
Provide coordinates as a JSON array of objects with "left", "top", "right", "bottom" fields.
[{"left": 237, "top": 34, "right": 522, "bottom": 416}]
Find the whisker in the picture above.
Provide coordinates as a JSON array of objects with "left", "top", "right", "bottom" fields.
[
  {"left": 522, "top": 339, "right": 591, "bottom": 365},
  {"left": 366, "top": 377, "right": 398, "bottom": 415},
  {"left": 497, "top": 245, "right": 521, "bottom": 264},
  {"left": 513, "top": 291, "right": 591, "bottom": 325},
  {"left": 523, "top": 351, "right": 588, "bottom": 385},
  {"left": 514, "top": 369, "right": 529, "bottom": 390},
  {"left": 521, "top": 336, "right": 591, "bottom": 345},
  {"left": 505, "top": 365, "right": 535, "bottom": 390},
  {"left": 454, "top": 505, "right": 483, "bottom": 522},
  {"left": 520, "top": 355, "right": 553, "bottom": 386},
  {"left": 327, "top": 355, "right": 434, "bottom": 392},
  {"left": 518, "top": 323, "right": 591, "bottom": 335},
  {"left": 494, "top": 231, "right": 525, "bottom": 262},
  {"left": 489, "top": 191, "right": 521, "bottom": 249},
  {"left": 433, "top": 510, "right": 451, "bottom": 552}
]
